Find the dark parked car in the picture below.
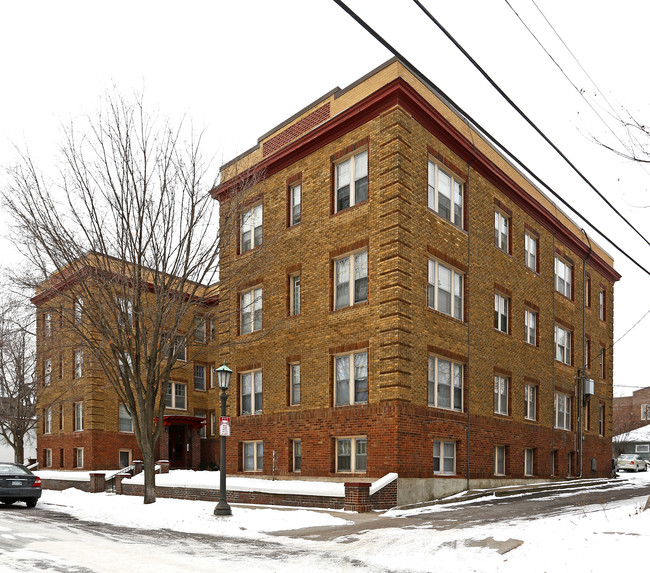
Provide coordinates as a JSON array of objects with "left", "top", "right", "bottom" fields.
[{"left": 0, "top": 462, "right": 42, "bottom": 507}]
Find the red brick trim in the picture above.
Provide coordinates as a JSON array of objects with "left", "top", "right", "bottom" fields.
[
  {"left": 427, "top": 246, "right": 468, "bottom": 274},
  {"left": 427, "top": 146, "right": 466, "bottom": 180},
  {"left": 330, "top": 341, "right": 369, "bottom": 355},
  {"left": 524, "top": 223, "right": 539, "bottom": 237},
  {"left": 494, "top": 283, "right": 513, "bottom": 298},
  {"left": 554, "top": 316, "right": 574, "bottom": 331},
  {"left": 330, "top": 239, "right": 369, "bottom": 260},
  {"left": 494, "top": 198, "right": 513, "bottom": 217},
  {"left": 427, "top": 345, "right": 467, "bottom": 363},
  {"left": 263, "top": 103, "right": 331, "bottom": 157},
  {"left": 524, "top": 300, "right": 540, "bottom": 313},
  {"left": 494, "top": 366, "right": 512, "bottom": 377},
  {"left": 286, "top": 263, "right": 302, "bottom": 275},
  {"left": 238, "top": 278, "right": 263, "bottom": 292}
]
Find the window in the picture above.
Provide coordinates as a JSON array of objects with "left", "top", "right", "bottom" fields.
[
  {"left": 428, "top": 259, "right": 463, "bottom": 320},
  {"left": 494, "top": 293, "right": 509, "bottom": 333},
  {"left": 59, "top": 448, "right": 64, "bottom": 467},
  {"left": 524, "top": 449, "right": 534, "bottom": 476},
  {"left": 240, "top": 203, "right": 263, "bottom": 253},
  {"left": 59, "top": 404, "right": 64, "bottom": 431},
  {"left": 336, "top": 437, "right": 367, "bottom": 473},
  {"left": 240, "top": 287, "right": 262, "bottom": 334},
  {"left": 44, "top": 312, "right": 52, "bottom": 338},
  {"left": 585, "top": 338, "right": 591, "bottom": 371},
  {"left": 44, "top": 408, "right": 52, "bottom": 434},
  {"left": 494, "top": 375, "right": 509, "bottom": 415},
  {"left": 194, "top": 364, "right": 206, "bottom": 391},
  {"left": 642, "top": 404, "right": 650, "bottom": 421},
  {"left": 334, "top": 351, "right": 368, "bottom": 406},
  {"left": 554, "top": 257, "right": 572, "bottom": 299},
  {"left": 494, "top": 445, "right": 506, "bottom": 476},
  {"left": 74, "top": 297, "right": 83, "bottom": 324},
  {"left": 524, "top": 384, "right": 537, "bottom": 420},
  {"left": 554, "top": 392, "right": 571, "bottom": 430},
  {"left": 554, "top": 325, "right": 572, "bottom": 365},
  {"left": 59, "top": 354, "right": 64, "bottom": 379},
  {"left": 44, "top": 449, "right": 52, "bottom": 468},
  {"left": 524, "top": 309, "right": 537, "bottom": 346},
  {"left": 599, "top": 405, "right": 605, "bottom": 436},
  {"left": 292, "top": 439, "right": 302, "bottom": 473},
  {"left": 334, "top": 250, "right": 368, "bottom": 309},
  {"left": 74, "top": 349, "right": 84, "bottom": 378},
  {"left": 74, "top": 402, "right": 84, "bottom": 432},
  {"left": 335, "top": 150, "right": 368, "bottom": 212},
  {"left": 194, "top": 318, "right": 207, "bottom": 344},
  {"left": 427, "top": 160, "right": 463, "bottom": 227},
  {"left": 119, "top": 450, "right": 132, "bottom": 468},
  {"left": 195, "top": 411, "right": 207, "bottom": 439},
  {"left": 74, "top": 447, "right": 84, "bottom": 468},
  {"left": 600, "top": 346, "right": 606, "bottom": 379},
  {"left": 210, "top": 412, "right": 216, "bottom": 436},
  {"left": 583, "top": 401, "right": 591, "bottom": 431},
  {"left": 289, "top": 273, "right": 301, "bottom": 316},
  {"left": 172, "top": 335, "right": 186, "bottom": 362},
  {"left": 243, "top": 441, "right": 263, "bottom": 472},
  {"left": 117, "top": 297, "right": 133, "bottom": 328},
  {"left": 290, "top": 182, "right": 301, "bottom": 226},
  {"left": 118, "top": 354, "right": 133, "bottom": 381},
  {"left": 433, "top": 441, "right": 456, "bottom": 475},
  {"left": 524, "top": 232, "right": 538, "bottom": 272},
  {"left": 241, "top": 370, "right": 263, "bottom": 415},
  {"left": 290, "top": 363, "right": 300, "bottom": 406},
  {"left": 599, "top": 289, "right": 606, "bottom": 321},
  {"left": 428, "top": 356, "right": 463, "bottom": 411},
  {"left": 165, "top": 382, "right": 187, "bottom": 410},
  {"left": 118, "top": 403, "right": 133, "bottom": 433},
  {"left": 636, "top": 444, "right": 650, "bottom": 453},
  {"left": 494, "top": 210, "right": 510, "bottom": 252},
  {"left": 44, "top": 359, "right": 52, "bottom": 386},
  {"left": 585, "top": 276, "right": 592, "bottom": 307}
]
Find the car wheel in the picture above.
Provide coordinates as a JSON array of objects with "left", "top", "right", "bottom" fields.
[
  {"left": 25, "top": 500, "right": 37, "bottom": 508},
  {"left": 635, "top": 465, "right": 639, "bottom": 472}
]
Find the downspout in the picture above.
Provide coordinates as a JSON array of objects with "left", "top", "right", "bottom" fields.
[
  {"left": 552, "top": 234, "right": 556, "bottom": 473},
  {"left": 578, "top": 230, "right": 593, "bottom": 478}
]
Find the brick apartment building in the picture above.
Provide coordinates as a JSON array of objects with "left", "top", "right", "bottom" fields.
[
  {"left": 34, "top": 59, "right": 619, "bottom": 501},
  {"left": 613, "top": 387, "right": 650, "bottom": 436}
]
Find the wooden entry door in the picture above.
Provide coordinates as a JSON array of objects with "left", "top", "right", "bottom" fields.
[{"left": 169, "top": 425, "right": 187, "bottom": 468}]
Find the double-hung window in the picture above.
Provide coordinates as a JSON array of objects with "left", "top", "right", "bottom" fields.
[
  {"left": 74, "top": 349, "right": 84, "bottom": 379},
  {"left": 334, "top": 351, "right": 368, "bottom": 406},
  {"left": 524, "top": 232, "right": 538, "bottom": 271},
  {"left": 240, "top": 204, "right": 263, "bottom": 253},
  {"left": 240, "top": 287, "right": 262, "bottom": 334},
  {"left": 524, "top": 309, "right": 537, "bottom": 346},
  {"left": 74, "top": 448, "right": 84, "bottom": 468},
  {"left": 554, "top": 392, "right": 571, "bottom": 430},
  {"left": 243, "top": 441, "right": 263, "bottom": 472},
  {"left": 44, "top": 359, "right": 52, "bottom": 386},
  {"left": 428, "top": 259, "right": 463, "bottom": 320},
  {"left": 241, "top": 370, "right": 263, "bottom": 415},
  {"left": 494, "top": 375, "right": 508, "bottom": 415},
  {"left": 117, "top": 297, "right": 133, "bottom": 328},
  {"left": 428, "top": 356, "right": 463, "bottom": 411},
  {"left": 335, "top": 150, "right": 368, "bottom": 212},
  {"left": 524, "top": 449, "right": 534, "bottom": 476},
  {"left": 599, "top": 289, "right": 606, "bottom": 321},
  {"left": 494, "top": 210, "right": 510, "bottom": 252},
  {"left": 494, "top": 445, "right": 506, "bottom": 476},
  {"left": 44, "top": 408, "right": 52, "bottom": 434},
  {"left": 194, "top": 364, "right": 206, "bottom": 391},
  {"left": 74, "top": 298, "right": 83, "bottom": 324},
  {"left": 290, "top": 182, "right": 301, "bottom": 225},
  {"left": 118, "top": 403, "right": 133, "bottom": 433},
  {"left": 554, "top": 257, "right": 572, "bottom": 299},
  {"left": 289, "top": 273, "right": 301, "bottom": 316},
  {"left": 427, "top": 160, "right": 463, "bottom": 227},
  {"left": 599, "top": 405, "right": 605, "bottom": 436},
  {"left": 74, "top": 402, "right": 84, "bottom": 431},
  {"left": 44, "top": 312, "right": 52, "bottom": 338},
  {"left": 194, "top": 318, "right": 207, "bottom": 344},
  {"left": 524, "top": 384, "right": 537, "bottom": 420},
  {"left": 494, "top": 293, "right": 509, "bottom": 333},
  {"left": 165, "top": 382, "right": 187, "bottom": 410},
  {"left": 433, "top": 440, "right": 456, "bottom": 475},
  {"left": 293, "top": 440, "right": 302, "bottom": 473},
  {"left": 554, "top": 325, "right": 572, "bottom": 365},
  {"left": 336, "top": 437, "right": 367, "bottom": 473},
  {"left": 334, "top": 250, "right": 367, "bottom": 309},
  {"left": 290, "top": 363, "right": 300, "bottom": 406}
]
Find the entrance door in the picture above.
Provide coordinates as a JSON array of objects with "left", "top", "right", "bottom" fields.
[{"left": 169, "top": 425, "right": 186, "bottom": 468}]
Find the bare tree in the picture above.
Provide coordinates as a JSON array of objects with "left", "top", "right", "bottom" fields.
[
  {"left": 0, "top": 293, "right": 37, "bottom": 464},
  {"left": 3, "top": 93, "right": 254, "bottom": 503}
]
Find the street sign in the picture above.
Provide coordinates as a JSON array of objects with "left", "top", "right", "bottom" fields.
[{"left": 219, "top": 416, "right": 231, "bottom": 437}]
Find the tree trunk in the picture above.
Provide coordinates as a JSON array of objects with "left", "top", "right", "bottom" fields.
[
  {"left": 14, "top": 435, "right": 24, "bottom": 464},
  {"left": 141, "top": 443, "right": 157, "bottom": 504}
]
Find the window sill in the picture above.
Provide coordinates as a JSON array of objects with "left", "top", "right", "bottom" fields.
[
  {"left": 426, "top": 306, "right": 465, "bottom": 325},
  {"left": 494, "top": 329, "right": 511, "bottom": 337},
  {"left": 433, "top": 473, "right": 458, "bottom": 478},
  {"left": 331, "top": 198, "right": 368, "bottom": 218},
  {"left": 428, "top": 405, "right": 464, "bottom": 414},
  {"left": 330, "top": 301, "right": 369, "bottom": 314},
  {"left": 494, "top": 246, "right": 512, "bottom": 257},
  {"left": 426, "top": 208, "right": 467, "bottom": 234},
  {"left": 554, "top": 291, "right": 574, "bottom": 303},
  {"left": 238, "top": 329, "right": 263, "bottom": 338}
]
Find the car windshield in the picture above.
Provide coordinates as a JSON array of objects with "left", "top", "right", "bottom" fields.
[
  {"left": 618, "top": 454, "right": 635, "bottom": 460},
  {"left": 0, "top": 464, "right": 30, "bottom": 475}
]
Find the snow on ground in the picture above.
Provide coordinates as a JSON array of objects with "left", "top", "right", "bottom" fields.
[{"left": 33, "top": 471, "right": 650, "bottom": 572}]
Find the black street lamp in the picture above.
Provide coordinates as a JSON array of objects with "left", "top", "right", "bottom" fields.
[{"left": 214, "top": 363, "right": 232, "bottom": 516}]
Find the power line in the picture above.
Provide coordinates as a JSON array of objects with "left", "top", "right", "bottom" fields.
[
  {"left": 330, "top": 0, "right": 650, "bottom": 279},
  {"left": 410, "top": 0, "right": 650, "bottom": 252}
]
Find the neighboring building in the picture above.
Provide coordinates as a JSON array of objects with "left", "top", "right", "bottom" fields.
[
  {"left": 34, "top": 59, "right": 619, "bottom": 502},
  {"left": 613, "top": 387, "right": 650, "bottom": 436},
  {"left": 613, "top": 423, "right": 650, "bottom": 463}
]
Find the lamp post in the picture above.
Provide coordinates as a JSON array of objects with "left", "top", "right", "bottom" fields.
[{"left": 214, "top": 363, "right": 232, "bottom": 516}]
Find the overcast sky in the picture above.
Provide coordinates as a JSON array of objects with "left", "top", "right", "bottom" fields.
[{"left": 2, "top": 0, "right": 650, "bottom": 397}]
